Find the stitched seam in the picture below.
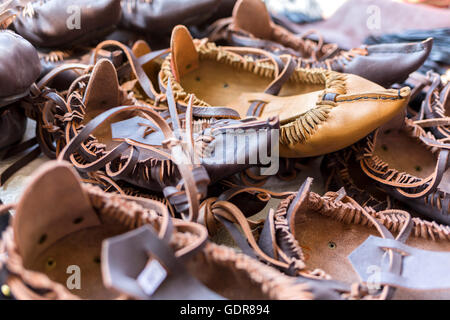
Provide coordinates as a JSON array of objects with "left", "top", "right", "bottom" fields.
[{"left": 337, "top": 95, "right": 405, "bottom": 103}]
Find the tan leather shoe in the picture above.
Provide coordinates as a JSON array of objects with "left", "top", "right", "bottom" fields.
[{"left": 158, "top": 26, "right": 411, "bottom": 158}]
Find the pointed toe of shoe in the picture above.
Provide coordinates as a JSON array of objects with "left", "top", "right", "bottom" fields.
[
  {"left": 345, "top": 38, "right": 433, "bottom": 88},
  {"left": 280, "top": 75, "right": 410, "bottom": 158}
]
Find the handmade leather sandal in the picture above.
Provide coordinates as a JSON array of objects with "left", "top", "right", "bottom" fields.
[
  {"left": 0, "top": 2, "right": 40, "bottom": 107},
  {"left": 53, "top": 58, "right": 278, "bottom": 206},
  {"left": 11, "top": 0, "right": 122, "bottom": 48},
  {"left": 206, "top": 0, "right": 433, "bottom": 88},
  {"left": 202, "top": 178, "right": 450, "bottom": 299},
  {"left": 360, "top": 112, "right": 450, "bottom": 225},
  {"left": 415, "top": 71, "right": 450, "bottom": 139},
  {"left": 158, "top": 25, "right": 411, "bottom": 158},
  {"left": 0, "top": 161, "right": 315, "bottom": 300},
  {"left": 120, "top": 0, "right": 221, "bottom": 35}
]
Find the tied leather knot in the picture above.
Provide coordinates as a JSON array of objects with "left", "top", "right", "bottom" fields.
[
  {"left": 153, "top": 92, "right": 167, "bottom": 107},
  {"left": 162, "top": 137, "right": 185, "bottom": 151}
]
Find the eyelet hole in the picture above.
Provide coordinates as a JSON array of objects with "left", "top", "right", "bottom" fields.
[
  {"left": 381, "top": 144, "right": 388, "bottom": 151},
  {"left": 223, "top": 83, "right": 229, "bottom": 88},
  {"left": 328, "top": 241, "right": 337, "bottom": 250},
  {"left": 46, "top": 258, "right": 56, "bottom": 270},
  {"left": 73, "top": 217, "right": 84, "bottom": 224},
  {"left": 93, "top": 256, "right": 101, "bottom": 264},
  {"left": 38, "top": 234, "right": 47, "bottom": 244},
  {"left": 415, "top": 166, "right": 422, "bottom": 172}
]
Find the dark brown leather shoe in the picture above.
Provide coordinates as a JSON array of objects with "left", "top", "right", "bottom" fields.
[
  {"left": 120, "top": 0, "right": 221, "bottom": 35},
  {"left": 0, "top": 103, "right": 26, "bottom": 151},
  {"left": 322, "top": 145, "right": 409, "bottom": 213},
  {"left": 415, "top": 71, "right": 450, "bottom": 139},
  {"left": 53, "top": 59, "right": 278, "bottom": 208},
  {"left": 359, "top": 112, "right": 450, "bottom": 225},
  {"left": 0, "top": 22, "right": 40, "bottom": 106},
  {"left": 209, "top": 0, "right": 433, "bottom": 88},
  {"left": 12, "top": 0, "right": 122, "bottom": 48}
]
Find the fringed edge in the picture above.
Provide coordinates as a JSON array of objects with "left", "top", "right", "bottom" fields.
[
  {"left": 159, "top": 40, "right": 347, "bottom": 120},
  {"left": 308, "top": 191, "right": 450, "bottom": 242},
  {"left": 0, "top": 185, "right": 175, "bottom": 300},
  {"left": 361, "top": 118, "right": 439, "bottom": 186},
  {"left": 273, "top": 195, "right": 306, "bottom": 271},
  {"left": 172, "top": 232, "right": 315, "bottom": 300},
  {"left": 279, "top": 104, "right": 332, "bottom": 145}
]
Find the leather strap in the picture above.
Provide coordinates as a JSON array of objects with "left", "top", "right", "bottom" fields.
[
  {"left": 93, "top": 40, "right": 168, "bottom": 102},
  {"left": 102, "top": 224, "right": 222, "bottom": 300}
]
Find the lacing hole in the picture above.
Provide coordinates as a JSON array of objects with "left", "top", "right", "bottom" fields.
[
  {"left": 384, "top": 129, "right": 391, "bottom": 134},
  {"left": 1, "top": 284, "right": 10, "bottom": 297},
  {"left": 195, "top": 76, "right": 200, "bottom": 81},
  {"left": 223, "top": 83, "right": 229, "bottom": 88},
  {"left": 73, "top": 217, "right": 84, "bottom": 224},
  {"left": 38, "top": 234, "right": 47, "bottom": 244},
  {"left": 381, "top": 144, "right": 388, "bottom": 151},
  {"left": 185, "top": 64, "right": 191, "bottom": 70},
  {"left": 328, "top": 241, "right": 337, "bottom": 250},
  {"left": 46, "top": 258, "right": 56, "bottom": 270},
  {"left": 93, "top": 256, "right": 101, "bottom": 264},
  {"left": 415, "top": 166, "right": 422, "bottom": 172}
]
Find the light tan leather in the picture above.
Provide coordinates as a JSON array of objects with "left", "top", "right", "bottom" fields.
[
  {"left": 160, "top": 27, "right": 411, "bottom": 158},
  {"left": 170, "top": 25, "right": 199, "bottom": 82}
]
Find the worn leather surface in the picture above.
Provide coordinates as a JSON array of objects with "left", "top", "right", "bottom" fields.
[
  {"left": 13, "top": 0, "right": 122, "bottom": 48},
  {"left": 0, "top": 30, "right": 40, "bottom": 101},
  {"left": 120, "top": 0, "right": 221, "bottom": 34},
  {"left": 282, "top": 0, "right": 450, "bottom": 50}
]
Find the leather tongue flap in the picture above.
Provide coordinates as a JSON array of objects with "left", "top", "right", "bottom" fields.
[
  {"left": 83, "top": 59, "right": 121, "bottom": 117},
  {"left": 13, "top": 161, "right": 100, "bottom": 263},
  {"left": 232, "top": 0, "right": 273, "bottom": 40},
  {"left": 348, "top": 235, "right": 450, "bottom": 290},
  {"left": 102, "top": 225, "right": 225, "bottom": 300},
  {"left": 170, "top": 25, "right": 199, "bottom": 82},
  {"left": 132, "top": 40, "right": 152, "bottom": 58},
  {"left": 287, "top": 177, "right": 313, "bottom": 239}
]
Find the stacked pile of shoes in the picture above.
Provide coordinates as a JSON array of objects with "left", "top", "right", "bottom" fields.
[{"left": 0, "top": 0, "right": 449, "bottom": 300}]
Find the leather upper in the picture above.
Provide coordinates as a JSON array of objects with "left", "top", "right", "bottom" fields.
[
  {"left": 0, "top": 30, "right": 40, "bottom": 99},
  {"left": 13, "top": 0, "right": 122, "bottom": 48},
  {"left": 120, "top": 0, "right": 221, "bottom": 34}
]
